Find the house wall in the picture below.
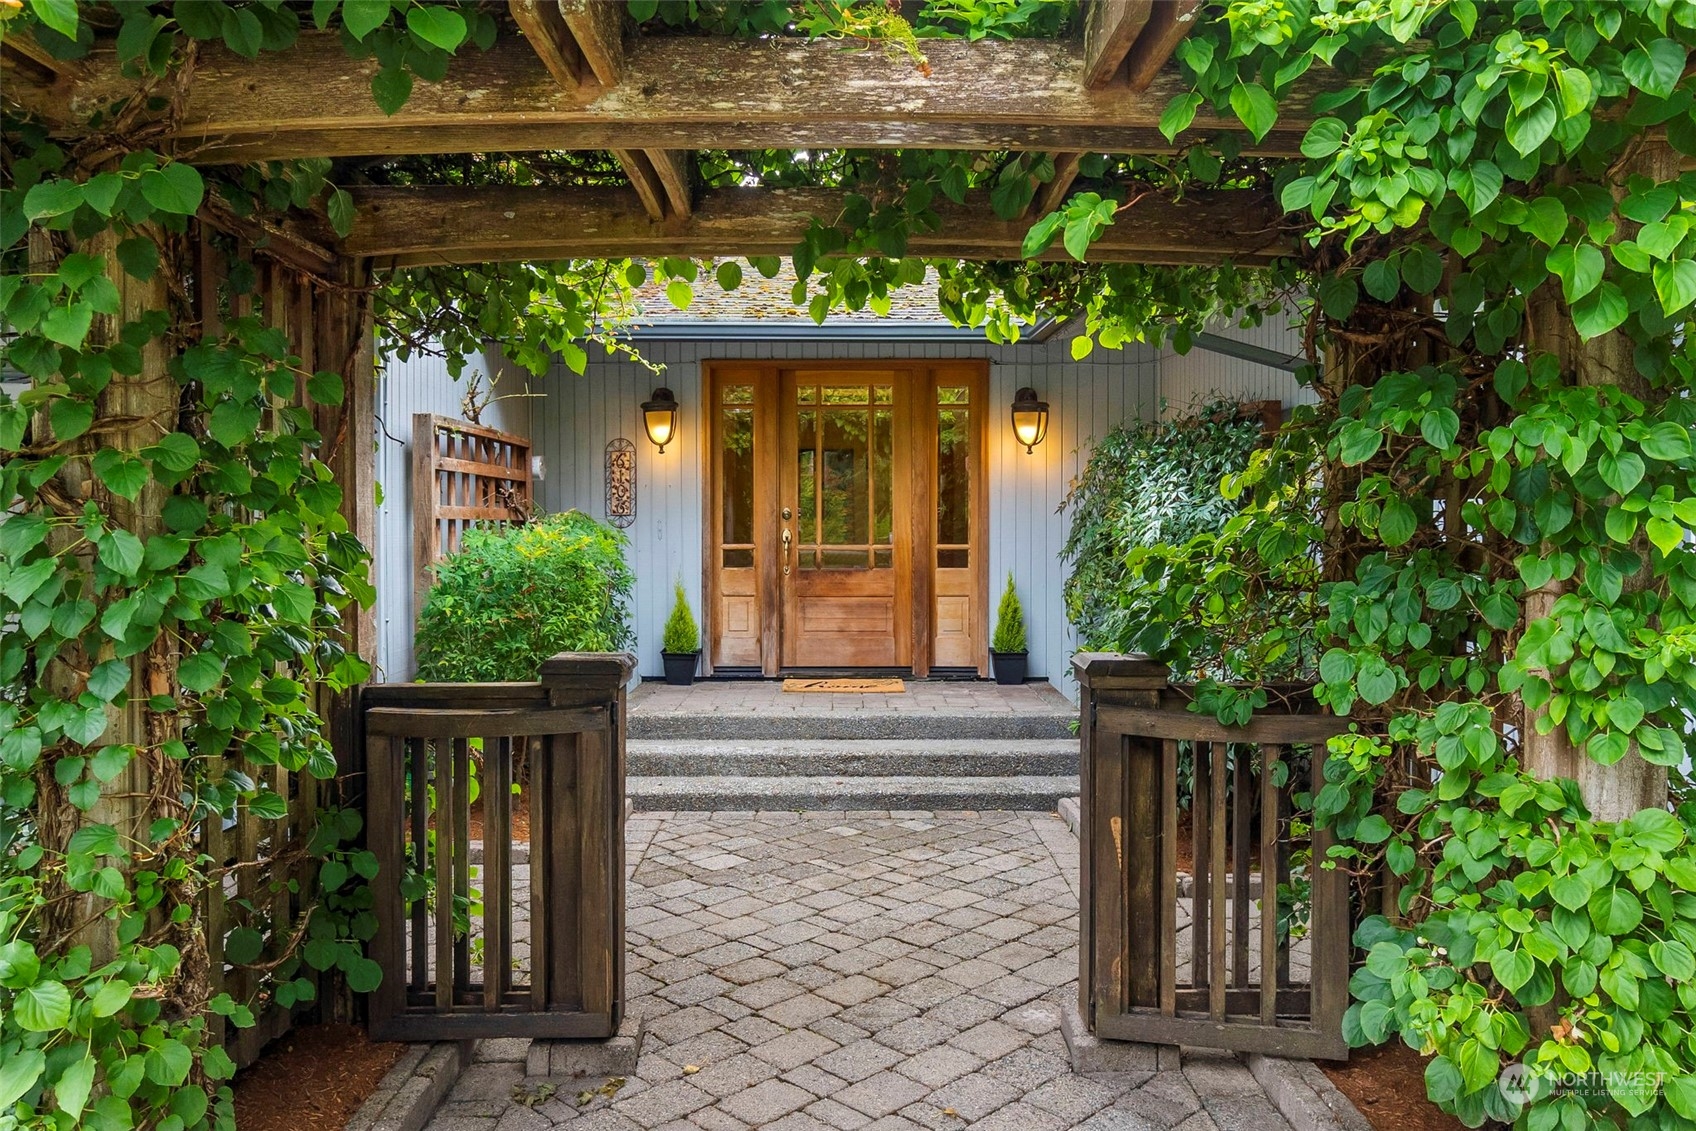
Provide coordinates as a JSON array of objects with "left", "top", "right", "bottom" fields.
[
  {"left": 1159, "top": 316, "right": 1319, "bottom": 419},
  {"left": 529, "top": 330, "right": 1162, "bottom": 695},
  {"left": 372, "top": 347, "right": 533, "bottom": 681},
  {"left": 373, "top": 320, "right": 1310, "bottom": 699}
]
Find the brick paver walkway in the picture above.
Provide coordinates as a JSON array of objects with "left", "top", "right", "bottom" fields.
[{"left": 425, "top": 811, "right": 1292, "bottom": 1131}]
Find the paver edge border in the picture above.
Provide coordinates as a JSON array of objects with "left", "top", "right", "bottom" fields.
[
  {"left": 1244, "top": 1051, "right": 1375, "bottom": 1131},
  {"left": 1054, "top": 795, "right": 1376, "bottom": 1131},
  {"left": 344, "top": 1039, "right": 474, "bottom": 1131}
]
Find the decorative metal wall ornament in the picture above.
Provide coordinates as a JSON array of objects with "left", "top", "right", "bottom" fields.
[{"left": 605, "top": 438, "right": 636, "bottom": 528}]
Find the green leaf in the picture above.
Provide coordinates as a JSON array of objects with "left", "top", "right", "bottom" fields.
[
  {"left": 1647, "top": 517, "right": 1685, "bottom": 556},
  {"left": 1337, "top": 420, "right": 1382, "bottom": 465},
  {"left": 0, "top": 1048, "right": 44, "bottom": 1109},
  {"left": 1641, "top": 421, "right": 1693, "bottom": 462},
  {"left": 116, "top": 236, "right": 159, "bottom": 281},
  {"left": 371, "top": 64, "right": 413, "bottom": 115},
  {"left": 1480, "top": 590, "right": 1519, "bottom": 631},
  {"left": 53, "top": 1055, "right": 95, "bottom": 1119},
  {"left": 42, "top": 302, "right": 93, "bottom": 348},
  {"left": 1362, "top": 258, "right": 1400, "bottom": 301},
  {"left": 326, "top": 186, "right": 355, "bottom": 238},
  {"left": 406, "top": 4, "right": 466, "bottom": 50},
  {"left": 1590, "top": 886, "right": 1643, "bottom": 934},
  {"left": 87, "top": 660, "right": 131, "bottom": 703},
  {"left": 1228, "top": 83, "right": 1278, "bottom": 142},
  {"left": 1598, "top": 451, "right": 1645, "bottom": 494},
  {"left": 1357, "top": 658, "right": 1398, "bottom": 705},
  {"left": 178, "top": 652, "right": 225, "bottom": 694},
  {"left": 1301, "top": 117, "right": 1347, "bottom": 158},
  {"left": 1505, "top": 99, "right": 1557, "bottom": 156},
  {"left": 90, "top": 744, "right": 133, "bottom": 783},
  {"left": 1491, "top": 947, "right": 1534, "bottom": 992},
  {"left": 1653, "top": 259, "right": 1696, "bottom": 316},
  {"left": 1547, "top": 243, "right": 1605, "bottom": 304},
  {"left": 15, "top": 980, "right": 72, "bottom": 1031},
  {"left": 1158, "top": 93, "right": 1203, "bottom": 142},
  {"left": 341, "top": 0, "right": 390, "bottom": 40},
  {"left": 1380, "top": 499, "right": 1417, "bottom": 546},
  {"left": 98, "top": 529, "right": 145, "bottom": 576},
  {"left": 139, "top": 163, "right": 205, "bottom": 216},
  {"left": 1523, "top": 196, "right": 1568, "bottom": 247},
  {"left": 145, "top": 431, "right": 201, "bottom": 472},
  {"left": 92, "top": 449, "right": 148, "bottom": 499},
  {"left": 1420, "top": 407, "right": 1460, "bottom": 450},
  {"left": 346, "top": 955, "right": 384, "bottom": 992},
  {"left": 209, "top": 400, "right": 262, "bottom": 446},
  {"left": 1448, "top": 161, "right": 1501, "bottom": 214},
  {"left": 223, "top": 926, "right": 264, "bottom": 965},
  {"left": 145, "top": 1040, "right": 192, "bottom": 1087},
  {"left": 1551, "top": 873, "right": 1591, "bottom": 911},
  {"left": 1572, "top": 282, "right": 1629, "bottom": 340},
  {"left": 1622, "top": 38, "right": 1685, "bottom": 99},
  {"left": 665, "top": 278, "right": 693, "bottom": 310},
  {"left": 23, "top": 179, "right": 85, "bottom": 221},
  {"left": 1318, "top": 274, "right": 1358, "bottom": 320},
  {"left": 715, "top": 260, "right": 743, "bottom": 291},
  {"left": 27, "top": 0, "right": 79, "bottom": 39},
  {"left": 307, "top": 370, "right": 345, "bottom": 406},
  {"left": 1319, "top": 649, "right": 1356, "bottom": 685}
]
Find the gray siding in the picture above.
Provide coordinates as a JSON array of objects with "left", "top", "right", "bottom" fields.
[
  {"left": 1160, "top": 316, "right": 1317, "bottom": 419},
  {"left": 372, "top": 347, "right": 533, "bottom": 681}
]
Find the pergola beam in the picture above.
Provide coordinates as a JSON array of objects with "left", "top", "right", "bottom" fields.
[
  {"left": 508, "top": 0, "right": 690, "bottom": 222},
  {"left": 342, "top": 185, "right": 1289, "bottom": 268},
  {"left": 5, "top": 31, "right": 1325, "bottom": 163}
]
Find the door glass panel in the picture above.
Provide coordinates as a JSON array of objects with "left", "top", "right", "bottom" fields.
[
  {"left": 797, "top": 408, "right": 817, "bottom": 552},
  {"left": 938, "top": 386, "right": 970, "bottom": 405},
  {"left": 824, "top": 385, "right": 869, "bottom": 405},
  {"left": 938, "top": 406, "right": 971, "bottom": 561},
  {"left": 797, "top": 386, "right": 816, "bottom": 404},
  {"left": 821, "top": 407, "right": 870, "bottom": 546},
  {"left": 873, "top": 385, "right": 893, "bottom": 404},
  {"left": 872, "top": 408, "right": 893, "bottom": 554},
  {"left": 723, "top": 384, "right": 753, "bottom": 405},
  {"left": 723, "top": 548, "right": 754, "bottom": 568},
  {"left": 822, "top": 549, "right": 868, "bottom": 568},
  {"left": 721, "top": 406, "right": 754, "bottom": 547}
]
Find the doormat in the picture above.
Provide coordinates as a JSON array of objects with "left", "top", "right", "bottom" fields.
[{"left": 781, "top": 678, "right": 907, "bottom": 693}]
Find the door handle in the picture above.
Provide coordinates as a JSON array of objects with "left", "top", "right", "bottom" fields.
[{"left": 781, "top": 527, "right": 792, "bottom": 575}]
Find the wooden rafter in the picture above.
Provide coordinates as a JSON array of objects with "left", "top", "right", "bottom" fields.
[
  {"left": 1032, "top": 152, "right": 1087, "bottom": 218},
  {"left": 507, "top": 0, "right": 690, "bottom": 221},
  {"left": 342, "top": 185, "right": 1289, "bottom": 268},
  {"left": 1123, "top": 0, "right": 1204, "bottom": 92},
  {"left": 1083, "top": 0, "right": 1154, "bottom": 88},
  {"left": 4, "top": 32, "right": 1327, "bottom": 162}
]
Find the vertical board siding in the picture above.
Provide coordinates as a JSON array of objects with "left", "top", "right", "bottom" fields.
[
  {"left": 373, "top": 349, "right": 533, "bottom": 680},
  {"left": 1159, "top": 318, "right": 1316, "bottom": 420},
  {"left": 381, "top": 320, "right": 1307, "bottom": 697}
]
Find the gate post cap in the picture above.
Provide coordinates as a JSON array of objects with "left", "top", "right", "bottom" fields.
[
  {"left": 1071, "top": 652, "right": 1171, "bottom": 689},
  {"left": 539, "top": 652, "right": 638, "bottom": 690}
]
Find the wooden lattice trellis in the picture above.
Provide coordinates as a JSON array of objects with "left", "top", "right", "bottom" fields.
[{"left": 411, "top": 414, "right": 534, "bottom": 616}]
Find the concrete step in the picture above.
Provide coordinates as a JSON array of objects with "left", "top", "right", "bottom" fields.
[
  {"left": 626, "top": 711, "right": 1075, "bottom": 742},
  {"left": 627, "top": 738, "right": 1077, "bottom": 778},
  {"left": 626, "top": 773, "right": 1080, "bottom": 811}
]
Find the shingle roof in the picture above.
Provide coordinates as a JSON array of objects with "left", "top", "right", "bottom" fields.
[{"left": 626, "top": 262, "right": 954, "bottom": 326}]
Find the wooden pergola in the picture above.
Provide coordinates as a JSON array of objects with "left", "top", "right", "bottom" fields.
[{"left": 4, "top": 0, "right": 1322, "bottom": 271}]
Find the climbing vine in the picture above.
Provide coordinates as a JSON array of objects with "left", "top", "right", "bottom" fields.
[{"left": 5, "top": 1, "right": 1695, "bottom": 1130}]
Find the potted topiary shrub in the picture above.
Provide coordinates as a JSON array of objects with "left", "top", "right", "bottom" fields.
[
  {"left": 990, "top": 572, "right": 1028, "bottom": 685},
  {"left": 661, "top": 581, "right": 701, "bottom": 686}
]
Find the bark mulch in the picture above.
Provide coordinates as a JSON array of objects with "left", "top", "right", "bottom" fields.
[
  {"left": 1320, "top": 1041, "right": 1478, "bottom": 1131},
  {"left": 232, "top": 1023, "right": 406, "bottom": 1131}
]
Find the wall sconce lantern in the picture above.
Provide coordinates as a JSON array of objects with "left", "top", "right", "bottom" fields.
[
  {"left": 641, "top": 387, "right": 679, "bottom": 453},
  {"left": 1010, "top": 387, "right": 1049, "bottom": 454}
]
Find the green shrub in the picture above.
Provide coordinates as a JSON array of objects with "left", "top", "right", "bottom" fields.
[
  {"left": 1060, "top": 402, "right": 1267, "bottom": 652},
  {"left": 991, "top": 573, "right": 1027, "bottom": 653},
  {"left": 662, "top": 582, "right": 700, "bottom": 654},
  {"left": 415, "top": 511, "right": 633, "bottom": 681}
]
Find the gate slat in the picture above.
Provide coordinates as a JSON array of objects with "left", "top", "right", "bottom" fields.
[
  {"left": 1159, "top": 738, "right": 1178, "bottom": 1017},
  {"left": 484, "top": 736, "right": 512, "bottom": 1011},
  {"left": 1208, "top": 741, "right": 1227, "bottom": 1021},
  {"left": 1259, "top": 744, "right": 1279, "bottom": 1025},
  {"left": 434, "top": 736, "right": 457, "bottom": 1013}
]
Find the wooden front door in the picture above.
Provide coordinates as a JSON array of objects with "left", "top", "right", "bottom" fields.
[
  {"left": 705, "top": 361, "right": 987, "bottom": 676},
  {"left": 779, "top": 370, "right": 910, "bottom": 668}
]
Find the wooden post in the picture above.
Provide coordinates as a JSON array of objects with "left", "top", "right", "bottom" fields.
[{"left": 1073, "top": 653, "right": 1171, "bottom": 1031}]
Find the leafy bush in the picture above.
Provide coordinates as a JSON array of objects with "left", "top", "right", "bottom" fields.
[
  {"left": 662, "top": 582, "right": 700, "bottom": 654},
  {"left": 1060, "top": 401, "right": 1269, "bottom": 652},
  {"left": 991, "top": 573, "right": 1027, "bottom": 653},
  {"left": 415, "top": 511, "right": 633, "bottom": 681}
]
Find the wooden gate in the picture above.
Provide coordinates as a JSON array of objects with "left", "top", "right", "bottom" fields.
[
  {"left": 363, "top": 652, "right": 633, "bottom": 1040},
  {"left": 1075, "top": 655, "right": 1353, "bottom": 1060}
]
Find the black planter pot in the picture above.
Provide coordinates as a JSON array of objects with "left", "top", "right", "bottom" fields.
[
  {"left": 661, "top": 651, "right": 699, "bottom": 686},
  {"left": 990, "top": 650, "right": 1028, "bottom": 686}
]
